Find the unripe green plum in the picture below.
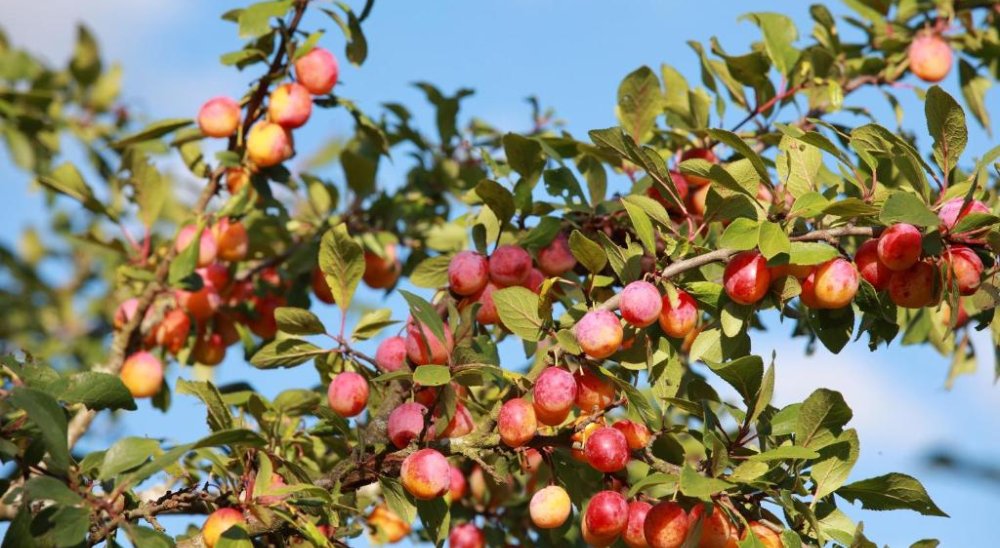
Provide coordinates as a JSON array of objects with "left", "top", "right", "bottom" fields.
[
  {"left": 585, "top": 426, "right": 630, "bottom": 472},
  {"left": 888, "top": 261, "right": 939, "bottom": 308},
  {"left": 448, "top": 250, "right": 489, "bottom": 296},
  {"left": 268, "top": 82, "right": 312, "bottom": 129},
  {"left": 197, "top": 97, "right": 240, "bottom": 138},
  {"left": 643, "top": 501, "right": 689, "bottom": 548},
  {"left": 246, "top": 121, "right": 293, "bottom": 167},
  {"left": 489, "top": 244, "right": 532, "bottom": 287},
  {"left": 620, "top": 281, "right": 663, "bottom": 328},
  {"left": 854, "top": 239, "right": 892, "bottom": 291},
  {"left": 909, "top": 33, "right": 953, "bottom": 83},
  {"left": 405, "top": 319, "right": 453, "bottom": 365},
  {"left": 623, "top": 500, "right": 652, "bottom": 548},
  {"left": 375, "top": 336, "right": 407, "bottom": 372},
  {"left": 877, "top": 223, "right": 922, "bottom": 271},
  {"left": 943, "top": 246, "right": 983, "bottom": 296},
  {"left": 448, "top": 523, "right": 485, "bottom": 548},
  {"left": 387, "top": 402, "right": 427, "bottom": 448},
  {"left": 585, "top": 490, "right": 629, "bottom": 539},
  {"left": 120, "top": 351, "right": 163, "bottom": 398},
  {"left": 575, "top": 309, "right": 624, "bottom": 359},
  {"left": 400, "top": 448, "right": 450, "bottom": 500},
  {"left": 529, "top": 485, "right": 572, "bottom": 529},
  {"left": 537, "top": 234, "right": 577, "bottom": 276},
  {"left": 658, "top": 289, "right": 698, "bottom": 338},
  {"left": 723, "top": 251, "right": 771, "bottom": 305},
  {"left": 294, "top": 47, "right": 339, "bottom": 95},
  {"left": 532, "top": 367, "right": 578, "bottom": 426},
  {"left": 498, "top": 397, "right": 537, "bottom": 447},
  {"left": 327, "top": 371, "right": 369, "bottom": 417},
  {"left": 201, "top": 508, "right": 244, "bottom": 548}
]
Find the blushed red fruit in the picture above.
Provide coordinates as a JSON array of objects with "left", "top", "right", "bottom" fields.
[
  {"left": 448, "top": 523, "right": 485, "bottom": 548},
  {"left": 585, "top": 490, "right": 629, "bottom": 539},
  {"left": 572, "top": 421, "right": 602, "bottom": 462},
  {"left": 246, "top": 121, "right": 293, "bottom": 167},
  {"left": 658, "top": 289, "right": 698, "bottom": 338},
  {"left": 155, "top": 308, "right": 191, "bottom": 354},
  {"left": 575, "top": 309, "right": 624, "bottom": 359},
  {"left": 215, "top": 314, "right": 239, "bottom": 347},
  {"left": 680, "top": 148, "right": 718, "bottom": 187},
  {"left": 368, "top": 504, "right": 410, "bottom": 543},
  {"left": 327, "top": 371, "right": 369, "bottom": 417},
  {"left": 688, "top": 504, "right": 732, "bottom": 548},
  {"left": 583, "top": 518, "right": 618, "bottom": 547},
  {"left": 176, "top": 268, "right": 225, "bottom": 321},
  {"left": 646, "top": 171, "right": 689, "bottom": 212},
  {"left": 114, "top": 297, "right": 140, "bottom": 330},
  {"left": 888, "top": 261, "right": 938, "bottom": 308},
  {"left": 877, "top": 223, "right": 922, "bottom": 271},
  {"left": 585, "top": 426, "right": 630, "bottom": 472},
  {"left": 471, "top": 282, "right": 499, "bottom": 325},
  {"left": 387, "top": 402, "right": 427, "bottom": 448},
  {"left": 769, "top": 263, "right": 812, "bottom": 281},
  {"left": 623, "top": 500, "right": 652, "bottom": 548},
  {"left": 363, "top": 244, "right": 402, "bottom": 289},
  {"left": 311, "top": 268, "right": 335, "bottom": 304},
  {"left": 176, "top": 225, "right": 218, "bottom": 267},
  {"left": 613, "top": 420, "right": 652, "bottom": 450},
  {"left": 943, "top": 246, "right": 983, "bottom": 296},
  {"left": 724, "top": 251, "right": 771, "bottom": 305},
  {"left": 212, "top": 219, "right": 248, "bottom": 262},
  {"left": 448, "top": 465, "right": 467, "bottom": 501},
  {"left": 643, "top": 501, "right": 689, "bottom": 548},
  {"left": 294, "top": 47, "right": 339, "bottom": 95},
  {"left": 120, "top": 351, "right": 163, "bottom": 398},
  {"left": 247, "top": 295, "right": 283, "bottom": 339},
  {"left": 942, "top": 299, "right": 970, "bottom": 328},
  {"left": 532, "top": 367, "right": 578, "bottom": 426},
  {"left": 745, "top": 522, "right": 783, "bottom": 548},
  {"left": 448, "top": 251, "right": 489, "bottom": 296},
  {"left": 801, "top": 258, "right": 859, "bottom": 309},
  {"left": 201, "top": 508, "right": 244, "bottom": 548},
  {"left": 405, "top": 319, "right": 453, "bottom": 365},
  {"left": 400, "top": 448, "right": 450, "bottom": 500},
  {"left": 855, "top": 239, "right": 892, "bottom": 291},
  {"left": 375, "top": 336, "right": 407, "bottom": 372},
  {"left": 268, "top": 82, "right": 313, "bottom": 129},
  {"left": 909, "top": 33, "right": 953, "bottom": 83},
  {"left": 439, "top": 403, "right": 475, "bottom": 438},
  {"left": 620, "top": 281, "right": 663, "bottom": 328},
  {"left": 688, "top": 184, "right": 710, "bottom": 217},
  {"left": 524, "top": 268, "right": 545, "bottom": 293},
  {"left": 529, "top": 485, "right": 572, "bottom": 529},
  {"left": 938, "top": 197, "right": 990, "bottom": 243},
  {"left": 537, "top": 235, "right": 577, "bottom": 276},
  {"left": 192, "top": 331, "right": 226, "bottom": 366},
  {"left": 576, "top": 367, "right": 616, "bottom": 414},
  {"left": 197, "top": 97, "right": 240, "bottom": 138},
  {"left": 489, "top": 244, "right": 532, "bottom": 287},
  {"left": 498, "top": 397, "right": 537, "bottom": 447}
]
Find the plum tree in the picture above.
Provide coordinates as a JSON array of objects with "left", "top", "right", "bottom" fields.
[{"left": 2, "top": 1, "right": 994, "bottom": 546}]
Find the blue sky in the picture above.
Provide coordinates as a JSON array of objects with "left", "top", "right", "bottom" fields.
[{"left": 2, "top": 1, "right": 999, "bottom": 545}]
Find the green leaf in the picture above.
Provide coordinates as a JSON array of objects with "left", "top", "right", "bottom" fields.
[
  {"left": 758, "top": 221, "right": 790, "bottom": 259},
  {"left": 776, "top": 134, "right": 823, "bottom": 198},
  {"left": 704, "top": 355, "right": 763, "bottom": 409},
  {"left": 720, "top": 218, "right": 760, "bottom": 251},
  {"left": 476, "top": 179, "right": 516, "bottom": 227},
  {"left": 238, "top": 0, "right": 292, "bottom": 39},
  {"left": 340, "top": 147, "right": 377, "bottom": 197},
  {"left": 352, "top": 309, "right": 398, "bottom": 341},
  {"left": 959, "top": 59, "right": 992, "bottom": 132},
  {"left": 747, "top": 445, "right": 819, "bottom": 461},
  {"left": 37, "top": 162, "right": 115, "bottom": 220},
  {"left": 622, "top": 194, "right": 672, "bottom": 229},
  {"left": 951, "top": 212, "right": 1000, "bottom": 235},
  {"left": 292, "top": 30, "right": 324, "bottom": 60},
  {"left": 879, "top": 192, "right": 939, "bottom": 227},
  {"left": 99, "top": 437, "right": 162, "bottom": 480},
  {"left": 193, "top": 429, "right": 267, "bottom": 449},
  {"left": 811, "top": 429, "right": 859, "bottom": 501},
  {"left": 837, "top": 473, "right": 948, "bottom": 517},
  {"left": 924, "top": 86, "right": 967, "bottom": 176},
  {"left": 679, "top": 463, "right": 733, "bottom": 499},
  {"left": 49, "top": 506, "right": 90, "bottom": 547},
  {"left": 399, "top": 290, "right": 447, "bottom": 349},
  {"left": 112, "top": 118, "right": 193, "bottom": 148},
  {"left": 410, "top": 254, "right": 452, "bottom": 288},
  {"left": 617, "top": 66, "right": 663, "bottom": 143},
  {"left": 9, "top": 387, "right": 70, "bottom": 475},
  {"left": 568, "top": 230, "right": 607, "bottom": 273},
  {"left": 621, "top": 198, "right": 657, "bottom": 255},
  {"left": 413, "top": 365, "right": 451, "bottom": 386},
  {"left": 250, "top": 338, "right": 326, "bottom": 369},
  {"left": 788, "top": 242, "right": 840, "bottom": 265},
  {"left": 503, "top": 133, "right": 544, "bottom": 179},
  {"left": 740, "top": 13, "right": 800, "bottom": 75},
  {"left": 493, "top": 286, "right": 543, "bottom": 342},
  {"left": 132, "top": 155, "right": 167, "bottom": 229},
  {"left": 175, "top": 379, "right": 233, "bottom": 432},
  {"left": 274, "top": 307, "right": 326, "bottom": 336},
  {"left": 795, "top": 389, "right": 852, "bottom": 450},
  {"left": 379, "top": 477, "right": 418, "bottom": 524},
  {"left": 23, "top": 476, "right": 82, "bottom": 506},
  {"left": 707, "top": 128, "right": 771, "bottom": 187},
  {"left": 169, "top": 224, "right": 204, "bottom": 288},
  {"left": 124, "top": 524, "right": 175, "bottom": 548},
  {"left": 319, "top": 224, "right": 365, "bottom": 310},
  {"left": 61, "top": 372, "right": 136, "bottom": 411}
]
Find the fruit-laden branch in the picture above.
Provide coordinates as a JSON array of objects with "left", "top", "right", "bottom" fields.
[{"left": 599, "top": 225, "right": 875, "bottom": 312}]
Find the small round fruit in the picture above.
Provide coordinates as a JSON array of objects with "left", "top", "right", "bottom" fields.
[
  {"left": 448, "top": 250, "right": 489, "bottom": 296},
  {"left": 439, "top": 403, "right": 474, "bottom": 438},
  {"left": 769, "top": 263, "right": 812, "bottom": 281},
  {"left": 448, "top": 465, "right": 467, "bottom": 501},
  {"left": 658, "top": 289, "right": 698, "bottom": 338},
  {"left": 489, "top": 244, "right": 532, "bottom": 287},
  {"left": 387, "top": 402, "right": 428, "bottom": 448},
  {"left": 643, "top": 501, "right": 689, "bottom": 548},
  {"left": 585, "top": 427, "right": 630, "bottom": 473},
  {"left": 268, "top": 82, "right": 313, "bottom": 129},
  {"left": 375, "top": 336, "right": 407, "bottom": 372},
  {"left": 745, "top": 521, "right": 784, "bottom": 548},
  {"left": 537, "top": 235, "right": 577, "bottom": 276},
  {"left": 498, "top": 398, "right": 537, "bottom": 448},
  {"left": 201, "top": 508, "right": 244, "bottom": 548},
  {"left": 620, "top": 281, "right": 663, "bottom": 328},
  {"left": 613, "top": 420, "right": 652, "bottom": 450},
  {"left": 524, "top": 268, "right": 545, "bottom": 293},
  {"left": 405, "top": 319, "right": 454, "bottom": 365},
  {"left": 532, "top": 367, "right": 578, "bottom": 426},
  {"left": 368, "top": 504, "right": 410, "bottom": 543},
  {"left": 192, "top": 331, "right": 226, "bottom": 366},
  {"left": 688, "top": 183, "right": 710, "bottom": 217},
  {"left": 688, "top": 504, "right": 732, "bottom": 548},
  {"left": 943, "top": 246, "right": 983, "bottom": 296},
  {"left": 312, "top": 267, "right": 335, "bottom": 304},
  {"left": 877, "top": 223, "right": 922, "bottom": 271},
  {"left": 646, "top": 171, "right": 689, "bottom": 212},
  {"left": 471, "top": 282, "right": 499, "bottom": 325},
  {"left": 723, "top": 251, "right": 771, "bottom": 305},
  {"left": 176, "top": 225, "right": 218, "bottom": 268},
  {"left": 400, "top": 448, "right": 450, "bottom": 500},
  {"left": 576, "top": 368, "right": 616, "bottom": 414},
  {"left": 855, "top": 239, "right": 892, "bottom": 291},
  {"left": 938, "top": 197, "right": 990, "bottom": 243},
  {"left": 327, "top": 371, "right": 369, "bottom": 417},
  {"left": 294, "top": 47, "right": 339, "bottom": 95},
  {"left": 197, "top": 97, "right": 240, "bottom": 138},
  {"left": 679, "top": 148, "right": 718, "bottom": 187},
  {"left": 575, "top": 309, "right": 624, "bottom": 359},
  {"left": 114, "top": 297, "right": 140, "bottom": 330},
  {"left": 212, "top": 219, "right": 248, "bottom": 262},
  {"left": 120, "top": 351, "right": 163, "bottom": 398},
  {"left": 363, "top": 244, "right": 402, "bottom": 289},
  {"left": 803, "top": 258, "right": 859, "bottom": 309},
  {"left": 888, "top": 261, "right": 939, "bottom": 309},
  {"left": 154, "top": 308, "right": 191, "bottom": 354},
  {"left": 585, "top": 490, "right": 629, "bottom": 539},
  {"left": 572, "top": 421, "right": 603, "bottom": 462},
  {"left": 909, "top": 33, "right": 953, "bottom": 83},
  {"left": 246, "top": 121, "right": 293, "bottom": 167},
  {"left": 448, "top": 523, "right": 485, "bottom": 548},
  {"left": 529, "top": 485, "right": 572, "bottom": 529},
  {"left": 623, "top": 500, "right": 652, "bottom": 548}
]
